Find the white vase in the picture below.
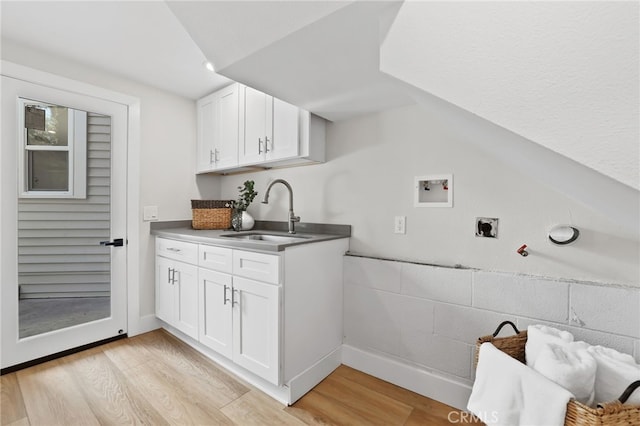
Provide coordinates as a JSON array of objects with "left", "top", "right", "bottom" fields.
[{"left": 241, "top": 211, "right": 255, "bottom": 231}]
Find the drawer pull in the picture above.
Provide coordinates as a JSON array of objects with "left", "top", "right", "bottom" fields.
[{"left": 166, "top": 247, "right": 182, "bottom": 252}]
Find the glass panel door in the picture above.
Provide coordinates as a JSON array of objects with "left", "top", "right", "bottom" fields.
[
  {"left": 18, "top": 103, "right": 112, "bottom": 338},
  {"left": 1, "top": 76, "right": 128, "bottom": 371}
]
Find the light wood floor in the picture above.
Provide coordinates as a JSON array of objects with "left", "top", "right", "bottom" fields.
[{"left": 1, "top": 329, "right": 481, "bottom": 425}]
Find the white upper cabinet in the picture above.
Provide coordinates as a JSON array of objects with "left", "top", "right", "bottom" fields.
[
  {"left": 240, "top": 86, "right": 271, "bottom": 165},
  {"left": 197, "top": 83, "right": 325, "bottom": 174},
  {"left": 239, "top": 86, "right": 299, "bottom": 165},
  {"left": 196, "top": 83, "right": 239, "bottom": 173}
]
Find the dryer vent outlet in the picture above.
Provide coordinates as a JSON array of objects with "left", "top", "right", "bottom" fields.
[{"left": 476, "top": 217, "right": 498, "bottom": 238}]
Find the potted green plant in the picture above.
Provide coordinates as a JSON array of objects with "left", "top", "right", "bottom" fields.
[{"left": 232, "top": 180, "right": 258, "bottom": 231}]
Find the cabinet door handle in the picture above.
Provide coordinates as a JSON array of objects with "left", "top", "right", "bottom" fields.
[
  {"left": 168, "top": 268, "right": 177, "bottom": 284},
  {"left": 209, "top": 149, "right": 215, "bottom": 164},
  {"left": 214, "top": 148, "right": 219, "bottom": 162},
  {"left": 265, "top": 136, "right": 270, "bottom": 152},
  {"left": 167, "top": 267, "right": 172, "bottom": 284},
  {"left": 172, "top": 269, "right": 179, "bottom": 284},
  {"left": 223, "top": 285, "right": 231, "bottom": 305},
  {"left": 258, "top": 138, "right": 263, "bottom": 154},
  {"left": 232, "top": 288, "right": 239, "bottom": 306}
]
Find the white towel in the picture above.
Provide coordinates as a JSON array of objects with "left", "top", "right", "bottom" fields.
[
  {"left": 468, "top": 343, "right": 573, "bottom": 426},
  {"left": 588, "top": 345, "right": 640, "bottom": 405},
  {"left": 525, "top": 324, "right": 574, "bottom": 368},
  {"left": 533, "top": 342, "right": 597, "bottom": 406}
]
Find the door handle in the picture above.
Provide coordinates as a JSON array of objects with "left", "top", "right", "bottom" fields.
[{"left": 100, "top": 238, "right": 124, "bottom": 247}]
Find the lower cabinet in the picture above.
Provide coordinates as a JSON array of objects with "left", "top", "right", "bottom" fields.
[
  {"left": 199, "top": 268, "right": 233, "bottom": 358},
  {"left": 155, "top": 235, "right": 349, "bottom": 404},
  {"left": 155, "top": 255, "right": 199, "bottom": 340},
  {"left": 199, "top": 266, "right": 280, "bottom": 385}
]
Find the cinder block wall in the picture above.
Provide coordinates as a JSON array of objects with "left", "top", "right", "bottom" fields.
[{"left": 343, "top": 254, "right": 640, "bottom": 387}]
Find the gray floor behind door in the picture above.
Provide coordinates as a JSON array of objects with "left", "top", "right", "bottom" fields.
[{"left": 19, "top": 297, "right": 110, "bottom": 338}]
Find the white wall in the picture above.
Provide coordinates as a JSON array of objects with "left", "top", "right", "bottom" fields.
[
  {"left": 221, "top": 104, "right": 639, "bottom": 287},
  {"left": 1, "top": 40, "right": 221, "bottom": 322}
]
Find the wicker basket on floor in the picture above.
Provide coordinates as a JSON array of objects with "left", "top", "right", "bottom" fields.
[
  {"left": 191, "top": 200, "right": 233, "bottom": 230},
  {"left": 475, "top": 321, "right": 640, "bottom": 426}
]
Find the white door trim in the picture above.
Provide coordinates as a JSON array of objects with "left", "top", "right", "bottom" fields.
[{"left": 0, "top": 61, "right": 154, "bottom": 340}]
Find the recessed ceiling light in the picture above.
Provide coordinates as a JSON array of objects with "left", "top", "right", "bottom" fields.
[{"left": 204, "top": 61, "right": 215, "bottom": 72}]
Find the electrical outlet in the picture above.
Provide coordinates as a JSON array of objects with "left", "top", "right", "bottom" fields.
[
  {"left": 143, "top": 205, "right": 158, "bottom": 221},
  {"left": 476, "top": 217, "right": 498, "bottom": 238},
  {"left": 394, "top": 216, "right": 406, "bottom": 234}
]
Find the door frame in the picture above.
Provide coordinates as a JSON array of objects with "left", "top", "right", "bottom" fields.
[{"left": 0, "top": 61, "right": 144, "bottom": 364}]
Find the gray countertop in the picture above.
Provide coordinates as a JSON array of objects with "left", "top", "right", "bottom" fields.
[{"left": 150, "top": 220, "right": 351, "bottom": 253}]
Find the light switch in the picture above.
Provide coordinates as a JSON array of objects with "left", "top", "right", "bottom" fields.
[
  {"left": 394, "top": 216, "right": 406, "bottom": 234},
  {"left": 143, "top": 205, "right": 158, "bottom": 221}
]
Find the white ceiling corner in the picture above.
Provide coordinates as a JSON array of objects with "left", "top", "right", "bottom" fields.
[{"left": 1, "top": 1, "right": 232, "bottom": 99}]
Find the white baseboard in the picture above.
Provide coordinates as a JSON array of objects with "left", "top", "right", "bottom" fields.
[
  {"left": 341, "top": 344, "right": 472, "bottom": 411},
  {"left": 128, "top": 314, "right": 160, "bottom": 337},
  {"left": 287, "top": 346, "right": 342, "bottom": 403}
]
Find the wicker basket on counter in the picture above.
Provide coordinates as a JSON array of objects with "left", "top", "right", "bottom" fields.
[
  {"left": 475, "top": 321, "right": 640, "bottom": 426},
  {"left": 191, "top": 200, "right": 234, "bottom": 230}
]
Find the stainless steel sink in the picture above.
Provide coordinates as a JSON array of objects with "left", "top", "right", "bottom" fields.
[{"left": 220, "top": 233, "right": 310, "bottom": 244}]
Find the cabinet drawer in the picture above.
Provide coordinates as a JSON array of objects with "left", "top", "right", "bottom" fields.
[
  {"left": 233, "top": 250, "right": 280, "bottom": 284},
  {"left": 156, "top": 238, "right": 198, "bottom": 265},
  {"left": 199, "top": 244, "right": 233, "bottom": 273}
]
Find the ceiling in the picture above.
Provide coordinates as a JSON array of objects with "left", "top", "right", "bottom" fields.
[
  {"left": 1, "top": 0, "right": 413, "bottom": 121},
  {"left": 0, "top": 1, "right": 233, "bottom": 99}
]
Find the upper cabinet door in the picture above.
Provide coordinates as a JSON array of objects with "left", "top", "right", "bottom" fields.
[
  {"left": 267, "top": 98, "right": 299, "bottom": 162},
  {"left": 213, "top": 84, "right": 240, "bottom": 170},
  {"left": 239, "top": 86, "right": 269, "bottom": 166},
  {"left": 196, "top": 84, "right": 240, "bottom": 173},
  {"left": 196, "top": 93, "right": 216, "bottom": 173}
]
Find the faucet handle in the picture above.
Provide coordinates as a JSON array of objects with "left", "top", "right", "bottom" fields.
[{"left": 289, "top": 212, "right": 300, "bottom": 223}]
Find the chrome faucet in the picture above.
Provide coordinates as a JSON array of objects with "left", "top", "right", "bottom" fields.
[{"left": 261, "top": 179, "right": 300, "bottom": 234}]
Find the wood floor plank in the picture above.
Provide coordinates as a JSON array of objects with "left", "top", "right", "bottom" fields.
[
  {"left": 147, "top": 357, "right": 239, "bottom": 409},
  {"left": 333, "top": 365, "right": 453, "bottom": 415},
  {"left": 221, "top": 390, "right": 306, "bottom": 426},
  {"left": 101, "top": 334, "right": 153, "bottom": 372},
  {"left": 1, "top": 373, "right": 27, "bottom": 425},
  {"left": 122, "top": 360, "right": 234, "bottom": 425},
  {"left": 138, "top": 330, "right": 250, "bottom": 399},
  {"left": 63, "top": 350, "right": 168, "bottom": 425},
  {"left": 287, "top": 388, "right": 373, "bottom": 425},
  {"left": 4, "top": 417, "right": 30, "bottom": 426},
  {"left": 312, "top": 374, "right": 414, "bottom": 425},
  {"left": 16, "top": 359, "right": 100, "bottom": 426}
]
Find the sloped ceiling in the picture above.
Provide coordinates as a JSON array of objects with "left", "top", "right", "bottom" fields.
[
  {"left": 167, "top": 0, "right": 412, "bottom": 121},
  {"left": 170, "top": 0, "right": 638, "bottom": 192},
  {"left": 379, "top": 1, "right": 639, "bottom": 191}
]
